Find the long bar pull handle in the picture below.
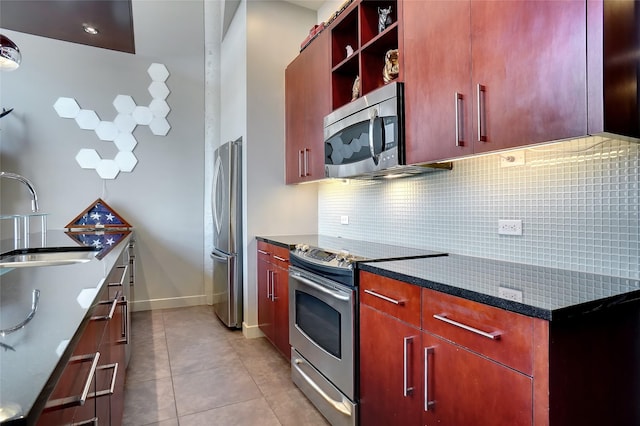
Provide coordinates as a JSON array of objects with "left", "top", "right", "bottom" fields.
[
  {"left": 293, "top": 357, "right": 353, "bottom": 416},
  {"left": 455, "top": 92, "right": 464, "bottom": 147},
  {"left": 266, "top": 270, "right": 273, "bottom": 300},
  {"left": 364, "top": 289, "right": 405, "bottom": 305},
  {"left": 117, "top": 298, "right": 129, "bottom": 344},
  {"left": 271, "top": 271, "right": 278, "bottom": 301},
  {"left": 44, "top": 352, "right": 101, "bottom": 410},
  {"left": 92, "top": 293, "right": 120, "bottom": 321},
  {"left": 257, "top": 249, "right": 269, "bottom": 255},
  {"left": 477, "top": 84, "right": 487, "bottom": 142},
  {"left": 403, "top": 336, "right": 415, "bottom": 396},
  {"left": 273, "top": 255, "right": 287, "bottom": 262},
  {"left": 90, "top": 363, "right": 119, "bottom": 398},
  {"left": 298, "top": 150, "right": 304, "bottom": 177},
  {"left": 303, "top": 148, "right": 310, "bottom": 177},
  {"left": 433, "top": 314, "right": 502, "bottom": 340},
  {"left": 424, "top": 347, "right": 435, "bottom": 411}
]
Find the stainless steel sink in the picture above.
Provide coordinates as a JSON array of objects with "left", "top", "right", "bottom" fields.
[{"left": 0, "top": 248, "right": 96, "bottom": 268}]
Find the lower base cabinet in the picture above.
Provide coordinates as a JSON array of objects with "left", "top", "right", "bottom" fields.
[
  {"left": 422, "top": 332, "right": 532, "bottom": 425},
  {"left": 360, "top": 270, "right": 640, "bottom": 425},
  {"left": 359, "top": 304, "right": 422, "bottom": 425},
  {"left": 257, "top": 242, "right": 290, "bottom": 360},
  {"left": 37, "top": 250, "right": 130, "bottom": 426}
]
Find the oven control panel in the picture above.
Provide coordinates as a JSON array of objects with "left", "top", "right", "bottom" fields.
[{"left": 293, "top": 244, "right": 365, "bottom": 270}]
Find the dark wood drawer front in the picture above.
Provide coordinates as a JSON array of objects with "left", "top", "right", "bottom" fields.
[
  {"left": 257, "top": 241, "right": 272, "bottom": 262},
  {"left": 422, "top": 288, "right": 534, "bottom": 375},
  {"left": 360, "top": 271, "right": 421, "bottom": 328},
  {"left": 271, "top": 245, "right": 290, "bottom": 268}
]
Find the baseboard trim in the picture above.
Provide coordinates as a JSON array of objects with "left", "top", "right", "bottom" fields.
[
  {"left": 242, "top": 322, "right": 264, "bottom": 339},
  {"left": 131, "top": 295, "right": 208, "bottom": 312}
]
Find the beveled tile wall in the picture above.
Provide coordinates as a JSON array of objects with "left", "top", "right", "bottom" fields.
[{"left": 318, "top": 136, "right": 640, "bottom": 279}]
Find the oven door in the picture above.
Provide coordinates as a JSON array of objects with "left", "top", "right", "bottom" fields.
[{"left": 288, "top": 266, "right": 355, "bottom": 400}]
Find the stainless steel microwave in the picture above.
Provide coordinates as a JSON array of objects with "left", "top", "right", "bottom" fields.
[{"left": 324, "top": 82, "right": 405, "bottom": 179}]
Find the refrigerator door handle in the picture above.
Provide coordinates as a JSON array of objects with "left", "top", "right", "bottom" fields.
[
  {"left": 210, "top": 250, "right": 230, "bottom": 262},
  {"left": 212, "top": 155, "right": 224, "bottom": 235}
]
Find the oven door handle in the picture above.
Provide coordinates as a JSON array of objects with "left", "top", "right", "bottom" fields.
[
  {"left": 293, "top": 357, "right": 353, "bottom": 417},
  {"left": 291, "top": 273, "right": 351, "bottom": 302}
]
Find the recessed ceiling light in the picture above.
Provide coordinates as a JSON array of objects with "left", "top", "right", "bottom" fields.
[{"left": 82, "top": 24, "right": 99, "bottom": 35}]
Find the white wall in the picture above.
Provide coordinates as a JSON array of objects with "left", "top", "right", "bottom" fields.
[
  {"left": 216, "top": 0, "right": 318, "bottom": 337},
  {"left": 0, "top": 0, "right": 208, "bottom": 311}
]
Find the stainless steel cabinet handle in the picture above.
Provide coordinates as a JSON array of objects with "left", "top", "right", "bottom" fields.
[
  {"left": 70, "top": 418, "right": 98, "bottom": 426},
  {"left": 271, "top": 270, "right": 277, "bottom": 301},
  {"left": 477, "top": 84, "right": 487, "bottom": 142},
  {"left": 455, "top": 92, "right": 464, "bottom": 147},
  {"left": 273, "top": 255, "right": 287, "bottom": 262},
  {"left": 303, "top": 148, "right": 310, "bottom": 177},
  {"left": 293, "top": 357, "right": 353, "bottom": 416},
  {"left": 44, "top": 352, "right": 101, "bottom": 410},
  {"left": 433, "top": 313, "right": 502, "bottom": 340},
  {"left": 90, "top": 362, "right": 119, "bottom": 398},
  {"left": 424, "top": 346, "right": 435, "bottom": 411},
  {"left": 92, "top": 292, "right": 121, "bottom": 321},
  {"left": 266, "top": 270, "right": 273, "bottom": 300},
  {"left": 364, "top": 289, "right": 405, "bottom": 305},
  {"left": 257, "top": 249, "right": 269, "bottom": 255},
  {"left": 117, "top": 298, "right": 129, "bottom": 344},
  {"left": 298, "top": 149, "right": 304, "bottom": 177},
  {"left": 403, "top": 336, "right": 415, "bottom": 396}
]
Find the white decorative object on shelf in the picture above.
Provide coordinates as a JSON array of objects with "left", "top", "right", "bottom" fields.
[{"left": 54, "top": 63, "right": 172, "bottom": 179}]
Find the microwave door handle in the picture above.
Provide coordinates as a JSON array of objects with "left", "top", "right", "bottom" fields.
[{"left": 368, "top": 109, "right": 379, "bottom": 165}]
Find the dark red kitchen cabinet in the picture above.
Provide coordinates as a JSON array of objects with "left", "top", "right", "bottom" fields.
[
  {"left": 359, "top": 304, "right": 422, "bottom": 425},
  {"left": 257, "top": 242, "right": 291, "bottom": 360},
  {"left": 285, "top": 31, "right": 331, "bottom": 184},
  {"left": 471, "top": 0, "right": 588, "bottom": 153},
  {"left": 403, "top": 0, "right": 474, "bottom": 163},
  {"left": 422, "top": 332, "right": 533, "bottom": 426},
  {"left": 404, "top": 0, "right": 590, "bottom": 164}
]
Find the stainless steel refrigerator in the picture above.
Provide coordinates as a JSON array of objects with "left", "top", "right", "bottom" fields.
[{"left": 211, "top": 138, "right": 242, "bottom": 328}]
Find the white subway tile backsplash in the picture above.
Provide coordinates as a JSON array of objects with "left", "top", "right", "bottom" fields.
[{"left": 319, "top": 136, "right": 640, "bottom": 279}]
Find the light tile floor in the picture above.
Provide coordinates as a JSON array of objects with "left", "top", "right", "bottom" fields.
[{"left": 123, "top": 306, "right": 329, "bottom": 426}]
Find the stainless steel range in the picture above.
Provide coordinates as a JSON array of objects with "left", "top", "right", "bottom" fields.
[{"left": 288, "top": 238, "right": 445, "bottom": 426}]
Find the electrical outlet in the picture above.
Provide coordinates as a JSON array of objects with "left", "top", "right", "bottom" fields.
[
  {"left": 498, "top": 286, "right": 523, "bottom": 303},
  {"left": 340, "top": 215, "right": 349, "bottom": 225},
  {"left": 498, "top": 219, "right": 522, "bottom": 235},
  {"left": 500, "top": 151, "right": 526, "bottom": 167}
]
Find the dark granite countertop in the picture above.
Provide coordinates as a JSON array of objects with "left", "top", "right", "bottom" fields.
[
  {"left": 0, "top": 231, "right": 132, "bottom": 425},
  {"left": 358, "top": 254, "right": 640, "bottom": 321}
]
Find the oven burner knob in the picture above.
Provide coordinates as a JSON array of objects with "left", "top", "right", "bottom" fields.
[
  {"left": 296, "top": 244, "right": 310, "bottom": 253},
  {"left": 336, "top": 250, "right": 351, "bottom": 263}
]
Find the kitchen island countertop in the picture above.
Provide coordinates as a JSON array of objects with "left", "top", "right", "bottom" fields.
[{"left": 0, "top": 231, "right": 132, "bottom": 425}]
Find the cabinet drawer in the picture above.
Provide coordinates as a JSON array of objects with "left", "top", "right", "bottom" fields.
[
  {"left": 359, "top": 271, "right": 421, "bottom": 328},
  {"left": 257, "top": 242, "right": 290, "bottom": 268},
  {"left": 257, "top": 241, "right": 272, "bottom": 262},
  {"left": 422, "top": 288, "right": 534, "bottom": 375},
  {"left": 271, "top": 245, "right": 290, "bottom": 268}
]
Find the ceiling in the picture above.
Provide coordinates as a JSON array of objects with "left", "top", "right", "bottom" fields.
[
  {"left": 0, "top": 0, "right": 135, "bottom": 54},
  {"left": 284, "top": 0, "right": 324, "bottom": 11}
]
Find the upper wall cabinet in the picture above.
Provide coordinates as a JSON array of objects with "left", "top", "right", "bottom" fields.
[
  {"left": 403, "top": 0, "right": 590, "bottom": 164},
  {"left": 285, "top": 30, "right": 331, "bottom": 184}
]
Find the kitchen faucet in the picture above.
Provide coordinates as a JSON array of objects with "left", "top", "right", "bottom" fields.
[{"left": 0, "top": 171, "right": 39, "bottom": 212}]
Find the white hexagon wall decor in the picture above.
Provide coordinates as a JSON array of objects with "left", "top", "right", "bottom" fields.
[{"left": 54, "top": 63, "right": 172, "bottom": 179}]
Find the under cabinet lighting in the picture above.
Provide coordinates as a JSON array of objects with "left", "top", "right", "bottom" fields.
[{"left": 0, "top": 34, "right": 21, "bottom": 71}]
